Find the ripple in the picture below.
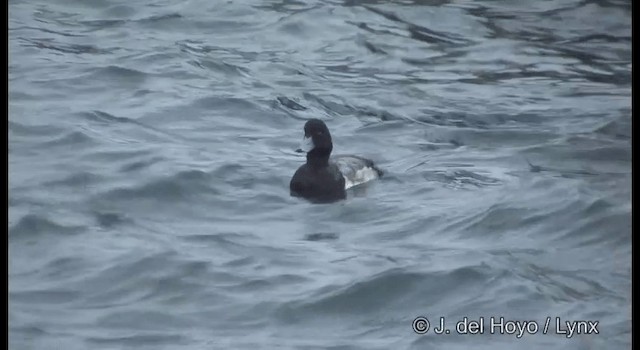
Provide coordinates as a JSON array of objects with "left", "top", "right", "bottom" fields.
[
  {"left": 100, "top": 169, "right": 218, "bottom": 201},
  {"left": 19, "top": 37, "right": 109, "bottom": 55},
  {"left": 10, "top": 289, "right": 80, "bottom": 305},
  {"left": 276, "top": 266, "right": 489, "bottom": 322},
  {"left": 42, "top": 171, "right": 103, "bottom": 188},
  {"left": 37, "top": 130, "right": 96, "bottom": 149},
  {"left": 9, "top": 214, "right": 85, "bottom": 238},
  {"left": 9, "top": 120, "right": 65, "bottom": 137},
  {"left": 86, "top": 332, "right": 187, "bottom": 346}
]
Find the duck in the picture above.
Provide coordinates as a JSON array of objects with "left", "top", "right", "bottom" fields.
[{"left": 289, "top": 118, "right": 382, "bottom": 203}]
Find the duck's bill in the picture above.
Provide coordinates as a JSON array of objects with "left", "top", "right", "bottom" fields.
[{"left": 296, "top": 136, "right": 314, "bottom": 153}]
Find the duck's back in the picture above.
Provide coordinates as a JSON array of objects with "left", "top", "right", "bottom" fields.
[{"left": 332, "top": 155, "right": 383, "bottom": 190}]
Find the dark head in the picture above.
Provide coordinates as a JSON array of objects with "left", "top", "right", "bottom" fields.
[{"left": 296, "top": 119, "right": 333, "bottom": 166}]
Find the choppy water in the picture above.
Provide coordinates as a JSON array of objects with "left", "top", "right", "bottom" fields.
[{"left": 9, "top": 0, "right": 631, "bottom": 349}]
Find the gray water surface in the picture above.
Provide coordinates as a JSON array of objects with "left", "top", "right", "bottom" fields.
[{"left": 9, "top": 0, "right": 631, "bottom": 349}]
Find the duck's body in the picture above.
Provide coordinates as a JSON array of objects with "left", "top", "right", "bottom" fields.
[{"left": 290, "top": 162, "right": 346, "bottom": 202}]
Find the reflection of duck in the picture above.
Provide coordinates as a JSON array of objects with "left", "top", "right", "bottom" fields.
[{"left": 290, "top": 119, "right": 382, "bottom": 203}]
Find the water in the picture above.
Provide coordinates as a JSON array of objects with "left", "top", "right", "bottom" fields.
[{"left": 9, "top": 0, "right": 631, "bottom": 349}]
